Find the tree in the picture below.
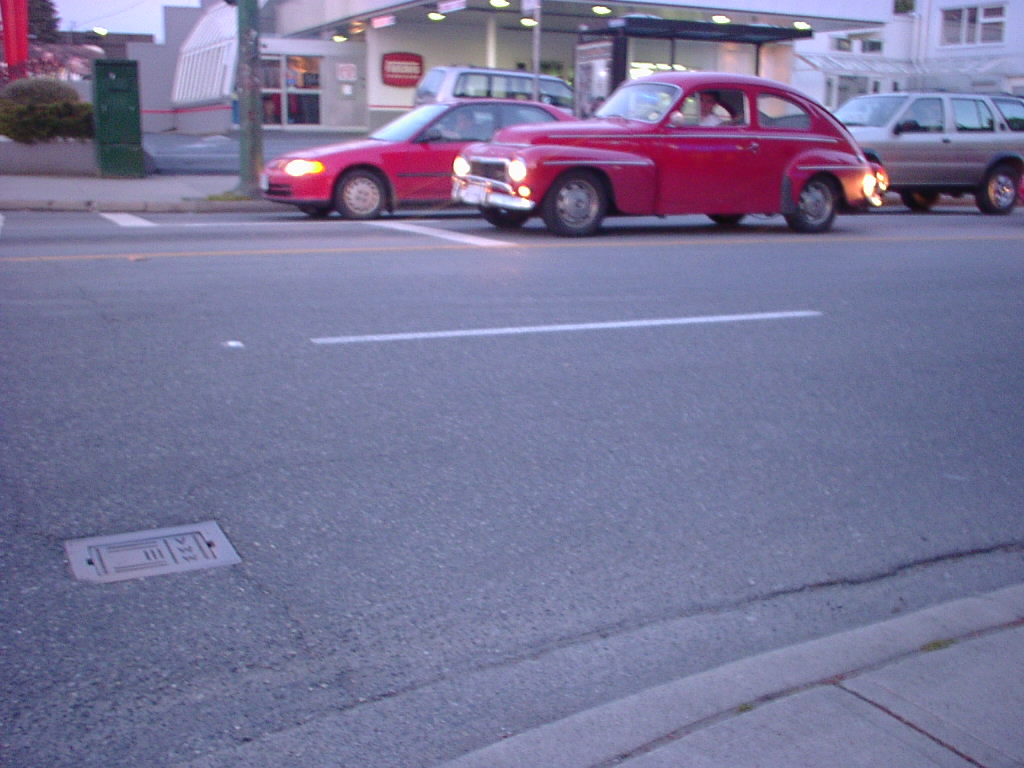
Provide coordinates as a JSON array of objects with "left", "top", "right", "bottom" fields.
[{"left": 28, "top": 0, "right": 60, "bottom": 43}]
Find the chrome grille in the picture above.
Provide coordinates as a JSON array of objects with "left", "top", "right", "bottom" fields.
[{"left": 469, "top": 159, "right": 508, "bottom": 183}]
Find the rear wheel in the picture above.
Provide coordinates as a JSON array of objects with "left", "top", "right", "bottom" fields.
[
  {"left": 541, "top": 170, "right": 607, "bottom": 237},
  {"left": 480, "top": 207, "right": 530, "bottom": 229},
  {"left": 899, "top": 190, "right": 939, "bottom": 212},
  {"left": 334, "top": 170, "right": 386, "bottom": 219},
  {"left": 785, "top": 176, "right": 838, "bottom": 233},
  {"left": 708, "top": 214, "right": 745, "bottom": 227},
  {"left": 975, "top": 164, "right": 1019, "bottom": 215}
]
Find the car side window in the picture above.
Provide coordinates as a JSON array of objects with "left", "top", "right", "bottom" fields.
[
  {"left": 678, "top": 89, "right": 748, "bottom": 127},
  {"left": 896, "top": 98, "right": 944, "bottom": 133},
  {"left": 992, "top": 97, "right": 1024, "bottom": 131},
  {"left": 434, "top": 106, "right": 495, "bottom": 141},
  {"left": 756, "top": 94, "right": 811, "bottom": 130},
  {"left": 952, "top": 98, "right": 995, "bottom": 132},
  {"left": 500, "top": 104, "right": 559, "bottom": 128}
]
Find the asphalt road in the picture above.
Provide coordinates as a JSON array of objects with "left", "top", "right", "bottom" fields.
[{"left": 2, "top": 207, "right": 1023, "bottom": 767}]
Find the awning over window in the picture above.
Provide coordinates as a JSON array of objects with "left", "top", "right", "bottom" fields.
[{"left": 172, "top": 3, "right": 238, "bottom": 105}]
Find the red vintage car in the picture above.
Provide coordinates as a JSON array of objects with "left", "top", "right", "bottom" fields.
[
  {"left": 261, "top": 99, "right": 571, "bottom": 218},
  {"left": 452, "top": 72, "right": 888, "bottom": 236}
]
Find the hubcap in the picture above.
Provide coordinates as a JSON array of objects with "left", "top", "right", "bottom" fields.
[
  {"left": 989, "top": 173, "right": 1015, "bottom": 210},
  {"left": 557, "top": 180, "right": 598, "bottom": 228},
  {"left": 799, "top": 182, "right": 832, "bottom": 226},
  {"left": 344, "top": 177, "right": 381, "bottom": 216}
]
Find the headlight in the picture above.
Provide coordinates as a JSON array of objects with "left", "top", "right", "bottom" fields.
[
  {"left": 862, "top": 172, "right": 877, "bottom": 199},
  {"left": 283, "top": 159, "right": 325, "bottom": 177},
  {"left": 507, "top": 158, "right": 527, "bottom": 183},
  {"left": 453, "top": 155, "right": 471, "bottom": 177}
]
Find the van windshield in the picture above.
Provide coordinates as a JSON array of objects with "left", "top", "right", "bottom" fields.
[{"left": 371, "top": 104, "right": 449, "bottom": 141}]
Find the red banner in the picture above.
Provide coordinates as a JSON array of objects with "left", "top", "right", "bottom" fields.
[{"left": 1, "top": 0, "right": 29, "bottom": 79}]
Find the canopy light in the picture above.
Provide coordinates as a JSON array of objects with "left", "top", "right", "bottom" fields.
[
  {"left": 591, "top": 5, "right": 612, "bottom": 14},
  {"left": 520, "top": 16, "right": 538, "bottom": 26},
  {"left": 428, "top": 11, "right": 446, "bottom": 20},
  {"left": 711, "top": 15, "right": 731, "bottom": 24}
]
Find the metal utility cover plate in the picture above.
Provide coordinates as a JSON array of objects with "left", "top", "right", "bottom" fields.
[{"left": 65, "top": 521, "right": 241, "bottom": 584}]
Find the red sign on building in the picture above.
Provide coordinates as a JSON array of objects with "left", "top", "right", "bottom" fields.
[{"left": 381, "top": 52, "right": 424, "bottom": 88}]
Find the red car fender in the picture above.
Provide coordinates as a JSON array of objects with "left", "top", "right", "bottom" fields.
[
  {"left": 516, "top": 146, "right": 659, "bottom": 214},
  {"left": 782, "top": 147, "right": 875, "bottom": 210}
]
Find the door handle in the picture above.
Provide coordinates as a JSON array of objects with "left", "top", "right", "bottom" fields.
[{"left": 747, "top": 141, "right": 760, "bottom": 152}]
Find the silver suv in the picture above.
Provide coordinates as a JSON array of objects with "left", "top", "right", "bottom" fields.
[
  {"left": 834, "top": 91, "right": 1024, "bottom": 213},
  {"left": 414, "top": 65, "right": 574, "bottom": 113}
]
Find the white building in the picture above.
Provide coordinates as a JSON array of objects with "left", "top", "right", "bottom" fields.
[{"left": 139, "top": 0, "right": 1022, "bottom": 133}]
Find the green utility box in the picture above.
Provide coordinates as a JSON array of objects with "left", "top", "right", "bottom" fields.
[{"left": 92, "top": 59, "right": 145, "bottom": 178}]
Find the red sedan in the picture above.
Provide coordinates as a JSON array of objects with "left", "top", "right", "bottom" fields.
[
  {"left": 453, "top": 72, "right": 887, "bottom": 236},
  {"left": 261, "top": 99, "right": 570, "bottom": 218}
]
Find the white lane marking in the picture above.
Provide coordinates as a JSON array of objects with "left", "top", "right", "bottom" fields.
[
  {"left": 100, "top": 213, "right": 156, "bottom": 228},
  {"left": 0, "top": 214, "right": 5, "bottom": 238},
  {"left": 311, "top": 310, "right": 822, "bottom": 346},
  {"left": 367, "top": 220, "right": 514, "bottom": 248}
]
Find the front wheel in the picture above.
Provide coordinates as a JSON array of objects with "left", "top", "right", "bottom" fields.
[
  {"left": 785, "top": 176, "right": 838, "bottom": 233},
  {"left": 541, "top": 170, "right": 607, "bottom": 237},
  {"left": 975, "top": 164, "right": 1019, "bottom": 215},
  {"left": 900, "top": 190, "right": 939, "bottom": 212},
  {"left": 335, "top": 169, "right": 386, "bottom": 219},
  {"left": 480, "top": 207, "right": 530, "bottom": 230}
]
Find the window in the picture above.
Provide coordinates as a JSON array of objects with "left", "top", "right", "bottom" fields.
[
  {"left": 992, "top": 97, "right": 1024, "bottom": 131},
  {"left": 942, "top": 5, "right": 1004, "bottom": 45},
  {"left": 862, "top": 39, "right": 883, "bottom": 53},
  {"left": 899, "top": 97, "right": 944, "bottom": 132},
  {"left": 679, "top": 89, "right": 748, "bottom": 127},
  {"left": 259, "top": 55, "right": 322, "bottom": 126},
  {"left": 832, "top": 37, "right": 853, "bottom": 51},
  {"left": 757, "top": 94, "right": 811, "bottom": 130},
  {"left": 952, "top": 98, "right": 995, "bottom": 131}
]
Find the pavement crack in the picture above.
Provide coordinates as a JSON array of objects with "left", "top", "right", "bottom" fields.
[{"left": 837, "top": 685, "right": 989, "bottom": 768}]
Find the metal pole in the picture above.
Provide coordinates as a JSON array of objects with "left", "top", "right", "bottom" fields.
[
  {"left": 234, "top": 0, "right": 263, "bottom": 198},
  {"left": 532, "top": 0, "right": 541, "bottom": 100}
]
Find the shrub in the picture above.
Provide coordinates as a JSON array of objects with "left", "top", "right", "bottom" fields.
[
  {"left": 0, "top": 77, "right": 80, "bottom": 105},
  {"left": 0, "top": 77, "right": 93, "bottom": 144}
]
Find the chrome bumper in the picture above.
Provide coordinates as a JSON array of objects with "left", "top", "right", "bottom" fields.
[{"left": 452, "top": 176, "right": 535, "bottom": 212}]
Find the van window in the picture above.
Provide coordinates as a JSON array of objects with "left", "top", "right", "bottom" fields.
[
  {"left": 415, "top": 69, "right": 445, "bottom": 102},
  {"left": 993, "top": 97, "right": 1024, "bottom": 131},
  {"left": 454, "top": 73, "right": 492, "bottom": 99},
  {"left": 952, "top": 98, "right": 995, "bottom": 132},
  {"left": 539, "top": 80, "right": 573, "bottom": 108}
]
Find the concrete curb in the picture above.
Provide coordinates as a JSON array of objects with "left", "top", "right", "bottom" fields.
[
  {"left": 0, "top": 199, "right": 282, "bottom": 214},
  {"left": 436, "top": 584, "right": 1024, "bottom": 768}
]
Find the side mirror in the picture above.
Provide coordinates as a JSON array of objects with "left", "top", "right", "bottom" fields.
[{"left": 420, "top": 127, "right": 444, "bottom": 142}]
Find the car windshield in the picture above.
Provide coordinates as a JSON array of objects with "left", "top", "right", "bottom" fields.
[
  {"left": 596, "top": 83, "right": 679, "bottom": 123},
  {"left": 834, "top": 95, "right": 908, "bottom": 127},
  {"left": 370, "top": 104, "right": 450, "bottom": 141}
]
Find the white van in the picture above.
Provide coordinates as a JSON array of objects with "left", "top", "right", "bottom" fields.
[{"left": 414, "top": 65, "right": 574, "bottom": 112}]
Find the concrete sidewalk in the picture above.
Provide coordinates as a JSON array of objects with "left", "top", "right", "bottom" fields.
[
  {"left": 439, "top": 584, "right": 1024, "bottom": 768},
  {"left": 0, "top": 174, "right": 279, "bottom": 213}
]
